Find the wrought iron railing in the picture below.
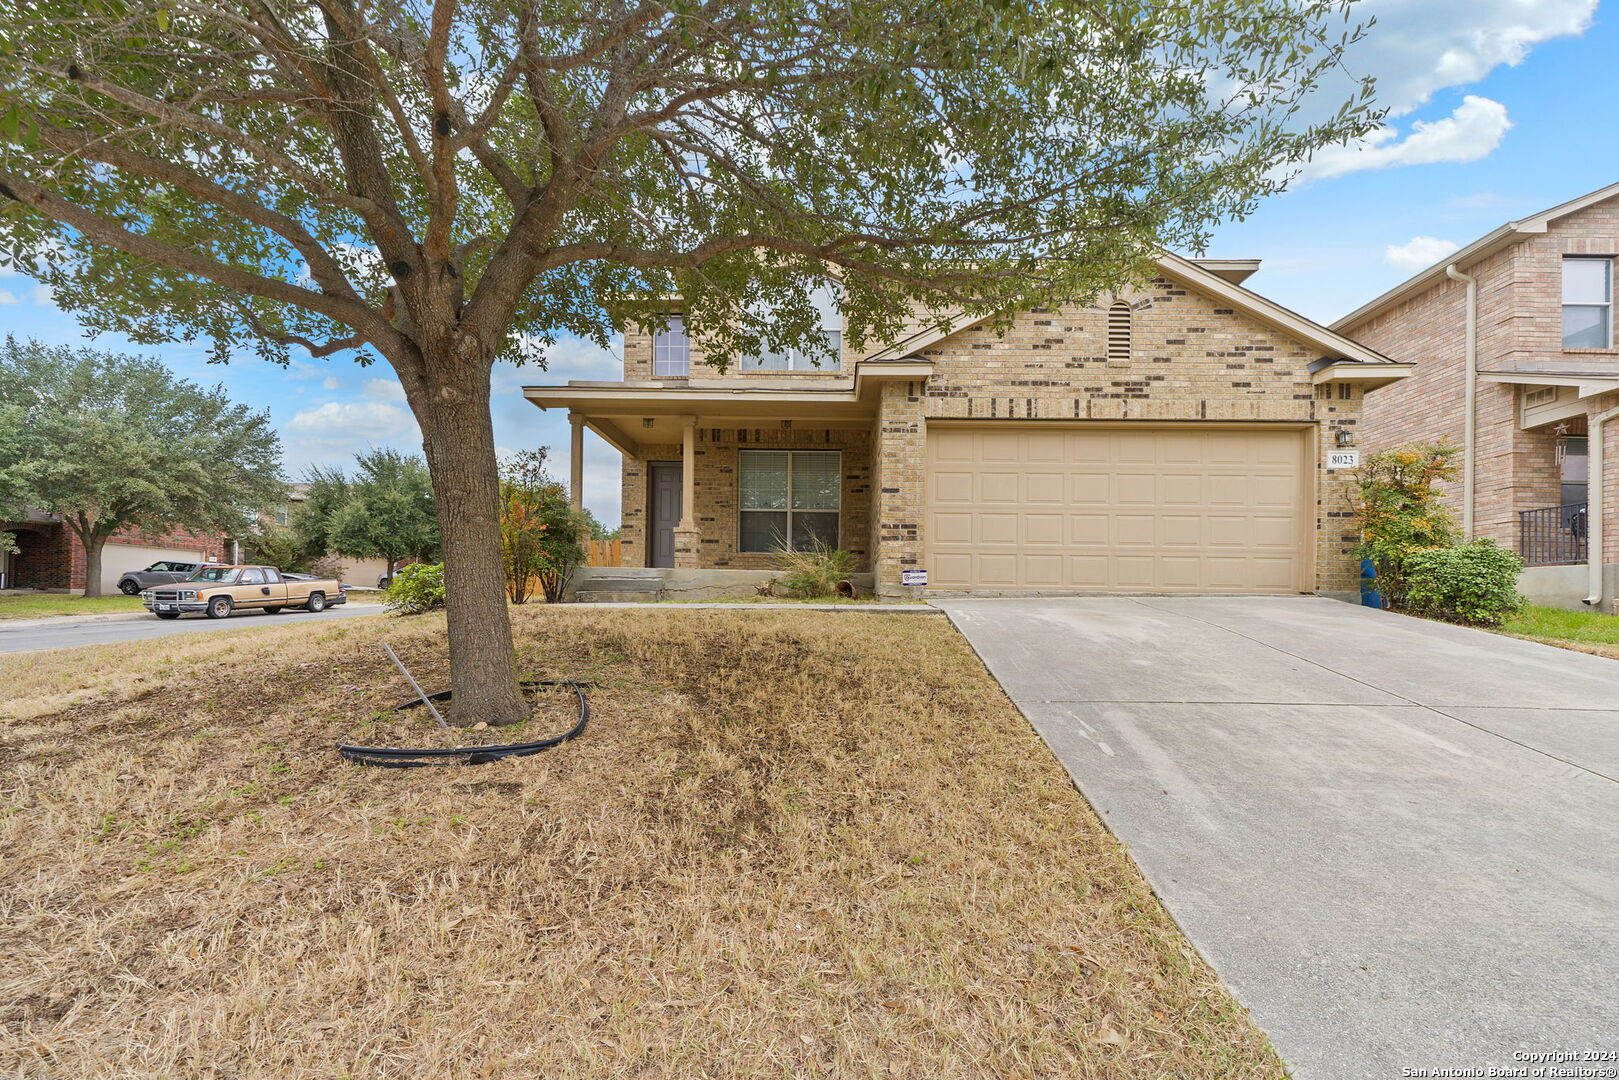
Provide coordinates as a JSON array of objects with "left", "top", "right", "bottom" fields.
[{"left": 1518, "top": 501, "right": 1588, "bottom": 566}]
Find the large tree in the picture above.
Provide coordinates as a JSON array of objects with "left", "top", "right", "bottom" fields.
[
  {"left": 0, "top": 0, "right": 1378, "bottom": 722},
  {"left": 0, "top": 340, "right": 283, "bottom": 594}
]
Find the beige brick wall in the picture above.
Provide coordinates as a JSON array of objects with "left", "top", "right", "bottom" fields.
[
  {"left": 870, "top": 381, "right": 927, "bottom": 591},
  {"left": 1343, "top": 194, "right": 1619, "bottom": 563},
  {"left": 886, "top": 278, "right": 1364, "bottom": 595},
  {"left": 618, "top": 275, "right": 1367, "bottom": 594},
  {"left": 620, "top": 426, "right": 872, "bottom": 570}
]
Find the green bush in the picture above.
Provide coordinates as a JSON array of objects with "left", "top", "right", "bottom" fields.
[
  {"left": 383, "top": 561, "right": 446, "bottom": 616},
  {"left": 774, "top": 541, "right": 859, "bottom": 599},
  {"left": 1350, "top": 443, "right": 1461, "bottom": 608},
  {"left": 1402, "top": 540, "right": 1525, "bottom": 626}
]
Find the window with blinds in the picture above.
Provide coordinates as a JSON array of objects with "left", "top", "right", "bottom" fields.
[{"left": 738, "top": 450, "right": 841, "bottom": 552}]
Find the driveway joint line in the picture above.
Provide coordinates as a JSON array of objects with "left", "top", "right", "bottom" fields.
[{"left": 1129, "top": 598, "right": 1619, "bottom": 789}]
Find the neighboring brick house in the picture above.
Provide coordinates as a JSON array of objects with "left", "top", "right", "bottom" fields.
[
  {"left": 1, "top": 514, "right": 228, "bottom": 593},
  {"left": 1335, "top": 181, "right": 1619, "bottom": 610},
  {"left": 525, "top": 254, "right": 1409, "bottom": 599}
]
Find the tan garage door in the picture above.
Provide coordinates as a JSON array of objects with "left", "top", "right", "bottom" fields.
[{"left": 925, "top": 425, "right": 1310, "bottom": 593}]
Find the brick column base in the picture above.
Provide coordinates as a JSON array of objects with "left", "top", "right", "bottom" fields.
[{"left": 672, "top": 527, "right": 701, "bottom": 568}]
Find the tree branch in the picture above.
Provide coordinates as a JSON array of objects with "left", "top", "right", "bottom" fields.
[{"left": 0, "top": 169, "right": 410, "bottom": 358}]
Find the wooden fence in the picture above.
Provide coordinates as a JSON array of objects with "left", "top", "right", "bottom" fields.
[{"left": 586, "top": 538, "right": 622, "bottom": 567}]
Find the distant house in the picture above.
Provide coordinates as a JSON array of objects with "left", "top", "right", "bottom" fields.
[
  {"left": 251, "top": 483, "right": 394, "bottom": 587},
  {"left": 1336, "top": 181, "right": 1619, "bottom": 610},
  {"left": 525, "top": 255, "right": 1407, "bottom": 600},
  {"left": 1, "top": 511, "right": 228, "bottom": 593}
]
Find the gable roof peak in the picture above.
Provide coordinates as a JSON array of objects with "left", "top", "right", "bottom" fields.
[{"left": 1333, "top": 179, "right": 1619, "bottom": 331}]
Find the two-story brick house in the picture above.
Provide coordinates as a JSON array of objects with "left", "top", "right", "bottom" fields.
[
  {"left": 525, "top": 254, "right": 1409, "bottom": 599},
  {"left": 1335, "top": 181, "right": 1619, "bottom": 610}
]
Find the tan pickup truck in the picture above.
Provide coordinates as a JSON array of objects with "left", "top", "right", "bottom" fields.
[{"left": 141, "top": 565, "right": 348, "bottom": 620}]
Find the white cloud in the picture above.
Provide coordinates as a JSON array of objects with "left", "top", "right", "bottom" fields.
[
  {"left": 1299, "top": 95, "right": 1512, "bottom": 182},
  {"left": 507, "top": 334, "right": 621, "bottom": 382},
  {"left": 287, "top": 400, "right": 416, "bottom": 439},
  {"left": 321, "top": 375, "right": 343, "bottom": 391},
  {"left": 30, "top": 284, "right": 54, "bottom": 306},
  {"left": 0, "top": 290, "right": 16, "bottom": 304},
  {"left": 1385, "top": 236, "right": 1462, "bottom": 274},
  {"left": 1353, "top": 0, "right": 1595, "bottom": 117},
  {"left": 362, "top": 377, "right": 407, "bottom": 402}
]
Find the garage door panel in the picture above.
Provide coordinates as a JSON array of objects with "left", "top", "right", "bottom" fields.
[
  {"left": 978, "top": 513, "right": 1019, "bottom": 544},
  {"left": 1022, "top": 555, "right": 1064, "bottom": 586},
  {"left": 1249, "top": 474, "right": 1298, "bottom": 507},
  {"left": 977, "top": 472, "right": 1021, "bottom": 503},
  {"left": 980, "top": 433, "right": 1021, "bottom": 463},
  {"left": 933, "top": 471, "right": 975, "bottom": 504},
  {"left": 1114, "top": 555, "right": 1157, "bottom": 589},
  {"left": 1023, "top": 472, "right": 1065, "bottom": 504},
  {"left": 933, "top": 552, "right": 974, "bottom": 586},
  {"left": 1159, "top": 556, "right": 1204, "bottom": 589},
  {"left": 1066, "top": 435, "right": 1110, "bottom": 465},
  {"left": 1114, "top": 514, "right": 1156, "bottom": 546},
  {"left": 933, "top": 512, "right": 974, "bottom": 545},
  {"left": 977, "top": 553, "right": 1019, "bottom": 585},
  {"left": 926, "top": 425, "right": 1308, "bottom": 594},
  {"left": 1249, "top": 515, "right": 1297, "bottom": 548},
  {"left": 1111, "top": 473, "right": 1157, "bottom": 505},
  {"left": 1159, "top": 515, "right": 1204, "bottom": 548},
  {"left": 1067, "top": 555, "right": 1110, "bottom": 587},
  {"left": 1069, "top": 473, "right": 1111, "bottom": 504},
  {"left": 1159, "top": 473, "right": 1203, "bottom": 506},
  {"left": 1068, "top": 514, "right": 1109, "bottom": 546},
  {"left": 1023, "top": 514, "right": 1064, "bottom": 545}
]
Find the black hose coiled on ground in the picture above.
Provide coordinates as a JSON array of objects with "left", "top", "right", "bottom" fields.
[{"left": 336, "top": 680, "right": 590, "bottom": 768}]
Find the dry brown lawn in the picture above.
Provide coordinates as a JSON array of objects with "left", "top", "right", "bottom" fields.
[{"left": 0, "top": 607, "right": 1283, "bottom": 1079}]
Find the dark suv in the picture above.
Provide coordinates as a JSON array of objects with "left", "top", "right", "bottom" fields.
[{"left": 115, "top": 560, "right": 208, "bottom": 595}]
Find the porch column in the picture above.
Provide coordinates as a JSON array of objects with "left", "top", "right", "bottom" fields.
[
  {"left": 674, "top": 414, "right": 700, "bottom": 567},
  {"left": 568, "top": 412, "right": 585, "bottom": 512}
]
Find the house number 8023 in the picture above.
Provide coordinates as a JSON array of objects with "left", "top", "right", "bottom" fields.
[{"left": 1327, "top": 450, "right": 1361, "bottom": 470}]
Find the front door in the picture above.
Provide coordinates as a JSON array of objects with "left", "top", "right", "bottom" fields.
[{"left": 649, "top": 461, "right": 683, "bottom": 568}]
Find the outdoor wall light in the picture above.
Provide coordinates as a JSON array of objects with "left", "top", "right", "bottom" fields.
[
  {"left": 1335, "top": 428, "right": 1356, "bottom": 447},
  {"left": 642, "top": 417, "right": 655, "bottom": 428}
]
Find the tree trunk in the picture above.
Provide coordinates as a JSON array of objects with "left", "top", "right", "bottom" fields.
[
  {"left": 81, "top": 531, "right": 107, "bottom": 598},
  {"left": 413, "top": 358, "right": 528, "bottom": 728}
]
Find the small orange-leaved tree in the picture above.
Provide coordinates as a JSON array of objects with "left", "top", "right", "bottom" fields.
[{"left": 499, "top": 450, "right": 587, "bottom": 605}]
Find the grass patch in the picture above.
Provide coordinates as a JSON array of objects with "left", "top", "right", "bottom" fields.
[
  {"left": 1498, "top": 604, "right": 1619, "bottom": 659},
  {"left": 0, "top": 608, "right": 1281, "bottom": 1078},
  {"left": 0, "top": 593, "right": 146, "bottom": 619}
]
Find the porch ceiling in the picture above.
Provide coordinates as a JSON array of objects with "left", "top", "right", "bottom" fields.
[{"left": 523, "top": 360, "right": 930, "bottom": 454}]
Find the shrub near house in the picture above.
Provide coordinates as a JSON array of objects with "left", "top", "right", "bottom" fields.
[
  {"left": 1403, "top": 541, "right": 1526, "bottom": 627},
  {"left": 1353, "top": 444, "right": 1525, "bottom": 626}
]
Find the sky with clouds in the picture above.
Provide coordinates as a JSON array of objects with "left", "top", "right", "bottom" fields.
[{"left": 2, "top": 0, "right": 1613, "bottom": 528}]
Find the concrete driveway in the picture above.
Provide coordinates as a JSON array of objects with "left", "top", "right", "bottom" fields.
[{"left": 934, "top": 596, "right": 1619, "bottom": 1078}]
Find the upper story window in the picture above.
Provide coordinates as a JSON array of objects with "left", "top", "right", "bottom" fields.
[
  {"left": 1562, "top": 257, "right": 1612, "bottom": 349},
  {"left": 739, "top": 280, "right": 843, "bottom": 372},
  {"left": 653, "top": 315, "right": 690, "bottom": 376},
  {"left": 739, "top": 330, "right": 843, "bottom": 372}
]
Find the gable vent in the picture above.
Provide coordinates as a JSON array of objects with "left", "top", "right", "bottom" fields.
[{"left": 1107, "top": 300, "right": 1131, "bottom": 362}]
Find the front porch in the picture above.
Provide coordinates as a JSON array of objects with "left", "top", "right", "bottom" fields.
[{"left": 525, "top": 362, "right": 930, "bottom": 586}]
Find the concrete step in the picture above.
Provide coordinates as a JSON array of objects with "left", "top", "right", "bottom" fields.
[{"left": 573, "top": 579, "right": 665, "bottom": 603}]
